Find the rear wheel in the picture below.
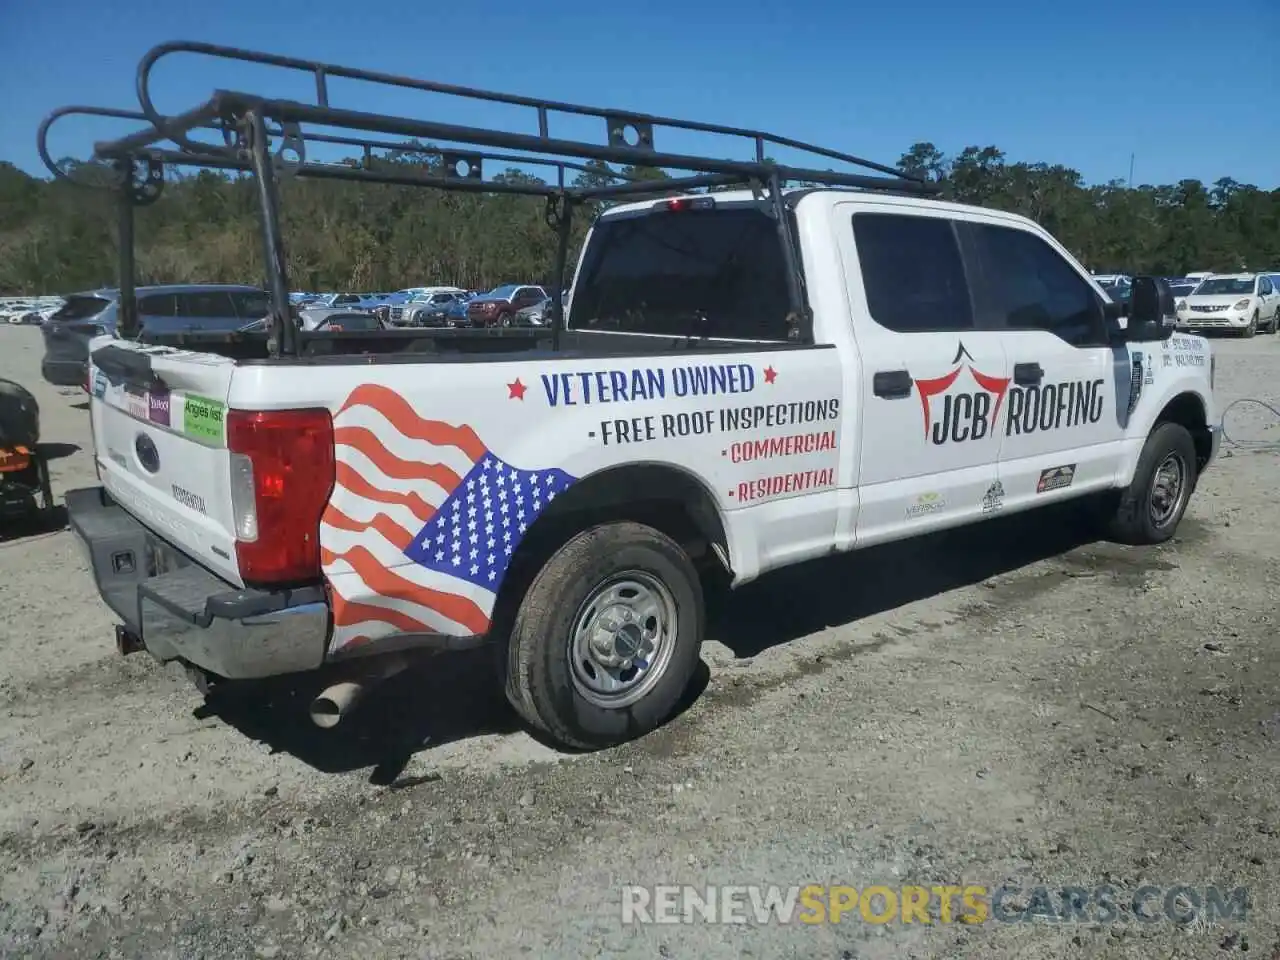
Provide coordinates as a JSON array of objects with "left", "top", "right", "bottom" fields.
[
  {"left": 1104, "top": 421, "right": 1198, "bottom": 545},
  {"left": 503, "top": 521, "right": 703, "bottom": 750}
]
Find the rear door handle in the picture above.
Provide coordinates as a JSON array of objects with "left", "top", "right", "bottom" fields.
[
  {"left": 873, "top": 369, "right": 913, "bottom": 399},
  {"left": 1014, "top": 362, "right": 1043, "bottom": 386}
]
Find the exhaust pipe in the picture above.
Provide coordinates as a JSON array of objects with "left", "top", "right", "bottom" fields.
[{"left": 309, "top": 655, "right": 409, "bottom": 729}]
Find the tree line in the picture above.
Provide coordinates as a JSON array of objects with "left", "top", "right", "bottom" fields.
[{"left": 0, "top": 141, "right": 1276, "bottom": 297}]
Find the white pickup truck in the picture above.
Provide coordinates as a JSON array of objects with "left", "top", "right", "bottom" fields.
[{"left": 54, "top": 44, "right": 1219, "bottom": 752}]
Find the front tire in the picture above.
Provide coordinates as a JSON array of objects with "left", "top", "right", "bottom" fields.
[
  {"left": 503, "top": 521, "right": 704, "bottom": 750},
  {"left": 1105, "top": 421, "right": 1198, "bottom": 545},
  {"left": 1242, "top": 313, "right": 1257, "bottom": 338}
]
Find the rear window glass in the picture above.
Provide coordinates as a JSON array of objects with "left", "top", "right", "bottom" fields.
[
  {"left": 568, "top": 206, "right": 792, "bottom": 340},
  {"left": 52, "top": 296, "right": 111, "bottom": 322}
]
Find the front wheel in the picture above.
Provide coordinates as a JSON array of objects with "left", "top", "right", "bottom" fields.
[
  {"left": 1242, "top": 314, "right": 1257, "bottom": 338},
  {"left": 504, "top": 521, "right": 704, "bottom": 750},
  {"left": 1104, "top": 421, "right": 1198, "bottom": 545}
]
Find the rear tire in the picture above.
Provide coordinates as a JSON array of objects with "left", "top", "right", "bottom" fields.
[
  {"left": 503, "top": 521, "right": 703, "bottom": 750},
  {"left": 1105, "top": 421, "right": 1198, "bottom": 545}
]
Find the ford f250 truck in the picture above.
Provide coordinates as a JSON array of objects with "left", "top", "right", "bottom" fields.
[{"left": 47, "top": 42, "right": 1218, "bottom": 751}]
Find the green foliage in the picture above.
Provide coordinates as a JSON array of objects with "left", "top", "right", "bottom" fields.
[
  {"left": 1, "top": 143, "right": 1276, "bottom": 296},
  {"left": 897, "top": 142, "right": 1280, "bottom": 274}
]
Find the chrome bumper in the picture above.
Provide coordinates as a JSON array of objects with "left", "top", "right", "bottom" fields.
[{"left": 65, "top": 486, "right": 329, "bottom": 679}]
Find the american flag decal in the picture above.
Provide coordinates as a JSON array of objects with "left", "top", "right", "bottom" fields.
[{"left": 319, "top": 383, "right": 576, "bottom": 654}]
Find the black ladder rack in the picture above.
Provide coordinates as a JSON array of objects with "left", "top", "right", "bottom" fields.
[{"left": 39, "top": 40, "right": 938, "bottom": 357}]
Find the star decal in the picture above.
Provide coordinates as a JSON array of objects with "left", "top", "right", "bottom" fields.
[
  {"left": 763, "top": 366, "right": 778, "bottom": 385},
  {"left": 507, "top": 378, "right": 527, "bottom": 400}
]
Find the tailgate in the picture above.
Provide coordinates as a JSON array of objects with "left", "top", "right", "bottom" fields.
[{"left": 88, "top": 338, "right": 243, "bottom": 586}]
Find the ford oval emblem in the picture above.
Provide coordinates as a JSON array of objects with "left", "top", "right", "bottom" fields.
[{"left": 135, "top": 433, "right": 160, "bottom": 474}]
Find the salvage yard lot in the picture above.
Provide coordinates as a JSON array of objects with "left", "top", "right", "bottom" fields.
[{"left": 1, "top": 327, "right": 1279, "bottom": 960}]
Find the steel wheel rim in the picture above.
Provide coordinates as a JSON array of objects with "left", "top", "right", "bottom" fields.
[
  {"left": 1149, "top": 451, "right": 1188, "bottom": 529},
  {"left": 568, "top": 571, "right": 678, "bottom": 710}
]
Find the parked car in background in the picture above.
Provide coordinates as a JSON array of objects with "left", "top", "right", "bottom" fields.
[
  {"left": 1174, "top": 273, "right": 1279, "bottom": 336},
  {"left": 1168, "top": 279, "right": 1200, "bottom": 300},
  {"left": 1, "top": 297, "right": 64, "bottom": 325},
  {"left": 399, "top": 290, "right": 470, "bottom": 326},
  {"left": 297, "top": 304, "right": 369, "bottom": 331},
  {"left": 514, "top": 295, "right": 552, "bottom": 326},
  {"left": 387, "top": 287, "right": 467, "bottom": 326},
  {"left": 41, "top": 284, "right": 270, "bottom": 386},
  {"left": 313, "top": 311, "right": 387, "bottom": 332},
  {"left": 465, "top": 283, "right": 548, "bottom": 327},
  {"left": 1095, "top": 275, "right": 1133, "bottom": 303},
  {"left": 313, "top": 293, "right": 379, "bottom": 311},
  {"left": 439, "top": 293, "right": 479, "bottom": 327}
]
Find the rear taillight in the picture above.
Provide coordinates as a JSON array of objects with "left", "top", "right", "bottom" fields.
[
  {"left": 82, "top": 364, "right": 91, "bottom": 393},
  {"left": 227, "top": 408, "right": 335, "bottom": 585}
]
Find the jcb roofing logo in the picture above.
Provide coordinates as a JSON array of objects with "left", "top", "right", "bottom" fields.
[
  {"left": 914, "top": 343, "right": 1011, "bottom": 446},
  {"left": 912, "top": 343, "right": 1107, "bottom": 446}
]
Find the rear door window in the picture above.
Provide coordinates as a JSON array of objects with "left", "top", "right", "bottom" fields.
[
  {"left": 851, "top": 212, "right": 974, "bottom": 333},
  {"left": 569, "top": 205, "right": 792, "bottom": 340}
]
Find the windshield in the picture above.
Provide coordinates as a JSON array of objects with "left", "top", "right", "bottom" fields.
[
  {"left": 487, "top": 284, "right": 520, "bottom": 298},
  {"left": 569, "top": 206, "right": 792, "bottom": 340},
  {"left": 1195, "top": 278, "right": 1254, "bottom": 296}
]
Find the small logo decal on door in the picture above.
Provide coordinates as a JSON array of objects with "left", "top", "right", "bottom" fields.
[
  {"left": 906, "top": 491, "right": 947, "bottom": 519},
  {"left": 982, "top": 481, "right": 1005, "bottom": 514},
  {"left": 1036, "top": 464, "right": 1076, "bottom": 494}
]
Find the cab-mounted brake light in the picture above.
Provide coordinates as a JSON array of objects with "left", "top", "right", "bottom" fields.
[
  {"left": 654, "top": 196, "right": 716, "bottom": 212},
  {"left": 227, "top": 408, "right": 335, "bottom": 585}
]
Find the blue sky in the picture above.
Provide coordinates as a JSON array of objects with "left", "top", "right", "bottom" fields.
[{"left": 2, "top": 0, "right": 1277, "bottom": 190}]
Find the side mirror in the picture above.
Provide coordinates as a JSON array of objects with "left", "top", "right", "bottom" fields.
[{"left": 1124, "top": 275, "right": 1175, "bottom": 342}]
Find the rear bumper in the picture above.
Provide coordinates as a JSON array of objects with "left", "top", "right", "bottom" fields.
[{"left": 66, "top": 486, "right": 329, "bottom": 679}]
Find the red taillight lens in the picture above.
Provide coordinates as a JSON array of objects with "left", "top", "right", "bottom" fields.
[{"left": 227, "top": 408, "right": 335, "bottom": 586}]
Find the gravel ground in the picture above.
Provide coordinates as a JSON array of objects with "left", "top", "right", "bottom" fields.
[{"left": 1, "top": 326, "right": 1278, "bottom": 960}]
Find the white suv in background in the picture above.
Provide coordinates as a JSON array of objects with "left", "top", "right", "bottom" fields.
[{"left": 1175, "top": 273, "right": 1279, "bottom": 336}]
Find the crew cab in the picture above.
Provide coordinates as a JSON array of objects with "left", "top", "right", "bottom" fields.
[
  {"left": 51, "top": 42, "right": 1220, "bottom": 753},
  {"left": 70, "top": 190, "right": 1218, "bottom": 750}
]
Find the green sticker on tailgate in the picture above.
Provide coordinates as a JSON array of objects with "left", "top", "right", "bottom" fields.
[{"left": 183, "top": 394, "right": 226, "bottom": 442}]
